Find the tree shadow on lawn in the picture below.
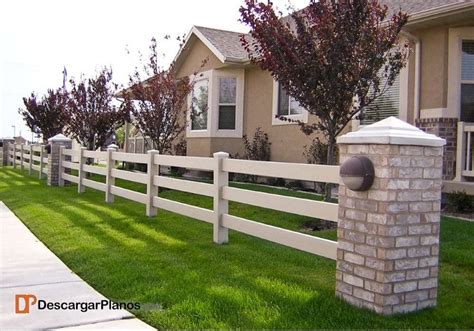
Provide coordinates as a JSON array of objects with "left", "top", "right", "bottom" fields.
[{"left": 1, "top": 168, "right": 472, "bottom": 328}]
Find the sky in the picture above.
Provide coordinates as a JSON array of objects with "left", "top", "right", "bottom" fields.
[{"left": 0, "top": 0, "right": 308, "bottom": 140}]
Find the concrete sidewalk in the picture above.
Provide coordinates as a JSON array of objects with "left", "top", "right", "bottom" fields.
[{"left": 0, "top": 201, "right": 155, "bottom": 330}]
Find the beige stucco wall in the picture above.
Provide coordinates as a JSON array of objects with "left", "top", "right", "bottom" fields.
[
  {"left": 406, "top": 21, "right": 473, "bottom": 120},
  {"left": 176, "top": 37, "right": 224, "bottom": 79},
  {"left": 178, "top": 36, "right": 323, "bottom": 162},
  {"left": 243, "top": 67, "right": 322, "bottom": 163},
  {"left": 417, "top": 26, "right": 449, "bottom": 111}
]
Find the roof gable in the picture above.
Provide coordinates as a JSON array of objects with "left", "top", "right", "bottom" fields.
[{"left": 174, "top": 26, "right": 249, "bottom": 71}]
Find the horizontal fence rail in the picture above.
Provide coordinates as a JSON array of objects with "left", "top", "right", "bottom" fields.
[
  {"left": 9, "top": 143, "right": 340, "bottom": 261},
  {"left": 222, "top": 158, "right": 340, "bottom": 184},
  {"left": 6, "top": 144, "right": 48, "bottom": 179}
]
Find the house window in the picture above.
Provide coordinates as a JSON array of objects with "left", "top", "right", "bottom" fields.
[
  {"left": 191, "top": 79, "right": 208, "bottom": 130},
  {"left": 360, "top": 70, "right": 400, "bottom": 125},
  {"left": 187, "top": 69, "right": 244, "bottom": 138},
  {"left": 218, "top": 78, "right": 236, "bottom": 130},
  {"left": 272, "top": 81, "right": 308, "bottom": 126},
  {"left": 277, "top": 83, "right": 303, "bottom": 116},
  {"left": 461, "top": 40, "right": 474, "bottom": 122}
]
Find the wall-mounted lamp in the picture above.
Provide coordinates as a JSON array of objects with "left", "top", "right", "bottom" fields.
[{"left": 340, "top": 156, "right": 375, "bottom": 191}]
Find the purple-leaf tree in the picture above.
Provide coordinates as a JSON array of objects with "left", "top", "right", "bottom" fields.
[
  {"left": 240, "top": 0, "right": 408, "bottom": 200},
  {"left": 122, "top": 38, "right": 200, "bottom": 155},
  {"left": 66, "top": 68, "right": 128, "bottom": 150},
  {"left": 19, "top": 89, "right": 68, "bottom": 142},
  {"left": 240, "top": 0, "right": 408, "bottom": 163}
]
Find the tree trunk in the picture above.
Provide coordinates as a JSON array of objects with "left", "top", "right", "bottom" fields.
[{"left": 324, "top": 136, "right": 337, "bottom": 202}]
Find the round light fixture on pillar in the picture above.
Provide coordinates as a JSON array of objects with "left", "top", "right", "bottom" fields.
[{"left": 340, "top": 156, "right": 374, "bottom": 191}]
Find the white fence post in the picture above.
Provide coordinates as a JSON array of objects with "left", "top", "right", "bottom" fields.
[
  {"left": 28, "top": 145, "right": 33, "bottom": 175},
  {"left": 146, "top": 149, "right": 159, "bottom": 217},
  {"left": 20, "top": 144, "right": 24, "bottom": 170},
  {"left": 58, "top": 146, "right": 65, "bottom": 187},
  {"left": 455, "top": 121, "right": 465, "bottom": 182},
  {"left": 213, "top": 152, "right": 229, "bottom": 244},
  {"left": 12, "top": 143, "right": 16, "bottom": 168},
  {"left": 39, "top": 146, "right": 43, "bottom": 179},
  {"left": 78, "top": 147, "right": 86, "bottom": 193},
  {"left": 105, "top": 145, "right": 117, "bottom": 203},
  {"left": 39, "top": 145, "right": 44, "bottom": 179}
]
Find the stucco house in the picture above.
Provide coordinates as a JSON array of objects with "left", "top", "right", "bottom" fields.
[{"left": 127, "top": 0, "right": 474, "bottom": 190}]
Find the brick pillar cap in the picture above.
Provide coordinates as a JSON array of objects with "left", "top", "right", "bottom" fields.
[
  {"left": 1, "top": 138, "right": 15, "bottom": 142},
  {"left": 48, "top": 134, "right": 72, "bottom": 143},
  {"left": 337, "top": 116, "right": 446, "bottom": 147},
  {"left": 107, "top": 143, "right": 119, "bottom": 150}
]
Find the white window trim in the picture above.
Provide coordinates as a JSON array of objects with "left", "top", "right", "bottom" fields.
[
  {"left": 447, "top": 27, "right": 474, "bottom": 119},
  {"left": 212, "top": 69, "right": 244, "bottom": 138},
  {"left": 187, "top": 70, "right": 212, "bottom": 138},
  {"left": 271, "top": 80, "right": 308, "bottom": 126},
  {"left": 186, "top": 68, "right": 244, "bottom": 138}
]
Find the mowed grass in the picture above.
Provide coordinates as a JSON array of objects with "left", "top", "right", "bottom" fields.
[{"left": 0, "top": 167, "right": 473, "bottom": 329}]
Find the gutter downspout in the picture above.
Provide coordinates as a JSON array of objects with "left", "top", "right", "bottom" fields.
[{"left": 401, "top": 31, "right": 421, "bottom": 121}]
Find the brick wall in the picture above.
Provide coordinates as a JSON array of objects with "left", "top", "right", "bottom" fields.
[
  {"left": 336, "top": 144, "right": 442, "bottom": 315},
  {"left": 416, "top": 118, "right": 457, "bottom": 180}
]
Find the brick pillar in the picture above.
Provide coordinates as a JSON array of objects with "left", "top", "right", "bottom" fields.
[
  {"left": 2, "top": 138, "right": 14, "bottom": 166},
  {"left": 415, "top": 118, "right": 457, "bottom": 180},
  {"left": 336, "top": 117, "right": 446, "bottom": 315},
  {"left": 47, "top": 134, "right": 72, "bottom": 186}
]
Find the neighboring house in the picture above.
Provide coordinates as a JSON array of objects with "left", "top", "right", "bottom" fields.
[
  {"left": 13, "top": 136, "right": 28, "bottom": 145},
  {"left": 375, "top": 0, "right": 474, "bottom": 193},
  {"left": 172, "top": 24, "right": 317, "bottom": 163},
  {"left": 128, "top": 0, "right": 474, "bottom": 190}
]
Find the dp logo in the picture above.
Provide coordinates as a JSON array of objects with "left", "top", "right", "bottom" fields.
[{"left": 15, "top": 294, "right": 37, "bottom": 314}]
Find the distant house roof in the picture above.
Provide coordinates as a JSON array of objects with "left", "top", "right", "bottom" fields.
[{"left": 178, "top": 0, "right": 474, "bottom": 66}]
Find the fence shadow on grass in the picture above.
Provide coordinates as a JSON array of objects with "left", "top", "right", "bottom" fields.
[{"left": 3, "top": 167, "right": 467, "bottom": 328}]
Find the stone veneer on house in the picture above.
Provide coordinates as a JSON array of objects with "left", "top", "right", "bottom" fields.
[
  {"left": 416, "top": 117, "right": 457, "bottom": 180},
  {"left": 336, "top": 117, "right": 445, "bottom": 315}
]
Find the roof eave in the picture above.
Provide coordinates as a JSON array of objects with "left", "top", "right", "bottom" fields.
[{"left": 405, "top": 2, "right": 474, "bottom": 26}]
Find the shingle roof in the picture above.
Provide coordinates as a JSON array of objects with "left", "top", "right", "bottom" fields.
[
  {"left": 193, "top": 0, "right": 474, "bottom": 63},
  {"left": 380, "top": 0, "right": 471, "bottom": 16},
  {"left": 194, "top": 26, "right": 249, "bottom": 61}
]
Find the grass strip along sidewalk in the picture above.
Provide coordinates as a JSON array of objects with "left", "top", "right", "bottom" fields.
[{"left": 0, "top": 167, "right": 473, "bottom": 328}]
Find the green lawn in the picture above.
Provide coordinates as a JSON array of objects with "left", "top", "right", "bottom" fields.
[{"left": 0, "top": 166, "right": 473, "bottom": 329}]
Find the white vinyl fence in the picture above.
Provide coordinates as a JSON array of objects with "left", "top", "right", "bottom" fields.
[
  {"left": 8, "top": 143, "right": 340, "bottom": 260},
  {"left": 61, "top": 147, "right": 339, "bottom": 260},
  {"left": 8, "top": 144, "right": 48, "bottom": 179}
]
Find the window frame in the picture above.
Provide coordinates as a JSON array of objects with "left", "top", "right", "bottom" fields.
[
  {"left": 271, "top": 80, "right": 308, "bottom": 126},
  {"left": 217, "top": 77, "right": 237, "bottom": 130},
  {"left": 447, "top": 27, "right": 474, "bottom": 120},
  {"left": 190, "top": 78, "right": 210, "bottom": 131},
  {"left": 187, "top": 70, "right": 212, "bottom": 138},
  {"left": 461, "top": 40, "right": 474, "bottom": 121},
  {"left": 186, "top": 68, "right": 244, "bottom": 139}
]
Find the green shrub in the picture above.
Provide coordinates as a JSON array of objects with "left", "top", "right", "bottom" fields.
[
  {"left": 446, "top": 191, "right": 473, "bottom": 213},
  {"left": 285, "top": 180, "right": 304, "bottom": 191},
  {"left": 303, "top": 137, "right": 338, "bottom": 193},
  {"left": 234, "top": 128, "right": 271, "bottom": 183},
  {"left": 267, "top": 177, "right": 286, "bottom": 187}
]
